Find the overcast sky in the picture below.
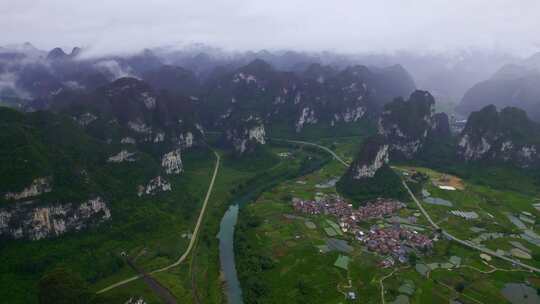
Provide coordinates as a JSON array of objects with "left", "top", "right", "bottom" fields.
[{"left": 2, "top": 0, "right": 539, "bottom": 56}]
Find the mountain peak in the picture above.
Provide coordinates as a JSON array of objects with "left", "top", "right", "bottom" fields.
[
  {"left": 47, "top": 47, "right": 68, "bottom": 60},
  {"left": 70, "top": 47, "right": 82, "bottom": 58},
  {"left": 241, "top": 59, "right": 273, "bottom": 74}
]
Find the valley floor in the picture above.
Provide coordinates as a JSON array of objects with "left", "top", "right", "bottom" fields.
[
  {"left": 234, "top": 139, "right": 540, "bottom": 304},
  {"left": 2, "top": 133, "right": 539, "bottom": 304}
]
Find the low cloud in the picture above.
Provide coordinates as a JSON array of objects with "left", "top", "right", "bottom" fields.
[
  {"left": 1, "top": 1, "right": 540, "bottom": 57},
  {"left": 0, "top": 72, "right": 30, "bottom": 99},
  {"left": 94, "top": 60, "right": 136, "bottom": 80}
]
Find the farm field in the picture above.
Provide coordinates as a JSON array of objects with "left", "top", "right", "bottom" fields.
[{"left": 235, "top": 146, "right": 540, "bottom": 304}]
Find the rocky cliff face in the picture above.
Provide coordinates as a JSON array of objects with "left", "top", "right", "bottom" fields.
[
  {"left": 295, "top": 106, "right": 318, "bottom": 132},
  {"left": 107, "top": 150, "right": 136, "bottom": 163},
  {"left": 458, "top": 105, "right": 540, "bottom": 167},
  {"left": 378, "top": 90, "right": 450, "bottom": 159},
  {"left": 57, "top": 77, "right": 204, "bottom": 153},
  {"left": 224, "top": 115, "right": 266, "bottom": 154},
  {"left": 338, "top": 136, "right": 406, "bottom": 201},
  {"left": 138, "top": 176, "right": 172, "bottom": 196},
  {"left": 4, "top": 177, "right": 52, "bottom": 201},
  {"left": 348, "top": 136, "right": 390, "bottom": 179},
  {"left": 177, "top": 131, "right": 194, "bottom": 149},
  {"left": 430, "top": 113, "right": 451, "bottom": 138},
  {"left": 0, "top": 197, "right": 111, "bottom": 240},
  {"left": 201, "top": 59, "right": 415, "bottom": 135},
  {"left": 162, "top": 149, "right": 183, "bottom": 174}
]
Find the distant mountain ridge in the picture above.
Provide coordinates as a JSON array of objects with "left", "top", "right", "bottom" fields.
[{"left": 457, "top": 52, "right": 540, "bottom": 122}]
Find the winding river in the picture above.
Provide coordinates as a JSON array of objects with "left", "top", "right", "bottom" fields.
[
  {"left": 218, "top": 204, "right": 243, "bottom": 304},
  {"left": 217, "top": 149, "right": 330, "bottom": 304}
]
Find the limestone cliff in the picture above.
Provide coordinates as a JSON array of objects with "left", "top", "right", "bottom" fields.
[
  {"left": 378, "top": 90, "right": 450, "bottom": 159},
  {"left": 162, "top": 149, "right": 183, "bottom": 174},
  {"left": 337, "top": 137, "right": 406, "bottom": 202},
  {"left": 201, "top": 60, "right": 415, "bottom": 135},
  {"left": 224, "top": 115, "right": 266, "bottom": 154},
  {"left": 348, "top": 136, "right": 390, "bottom": 179},
  {"left": 458, "top": 105, "right": 540, "bottom": 167},
  {"left": 295, "top": 107, "right": 318, "bottom": 132},
  {"left": 138, "top": 176, "right": 172, "bottom": 196},
  {"left": 107, "top": 150, "right": 136, "bottom": 163},
  {"left": 4, "top": 177, "right": 52, "bottom": 201},
  {"left": 0, "top": 197, "right": 111, "bottom": 240}
]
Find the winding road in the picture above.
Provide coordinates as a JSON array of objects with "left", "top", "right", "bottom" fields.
[
  {"left": 97, "top": 150, "right": 221, "bottom": 294},
  {"left": 402, "top": 180, "right": 540, "bottom": 273},
  {"left": 287, "top": 139, "right": 540, "bottom": 274},
  {"left": 273, "top": 138, "right": 351, "bottom": 167}
]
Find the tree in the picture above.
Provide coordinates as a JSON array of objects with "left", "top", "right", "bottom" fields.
[
  {"left": 454, "top": 282, "right": 465, "bottom": 293},
  {"left": 408, "top": 252, "right": 418, "bottom": 265},
  {"left": 38, "top": 267, "right": 93, "bottom": 304}
]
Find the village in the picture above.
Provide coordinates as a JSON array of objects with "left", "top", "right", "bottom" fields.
[{"left": 292, "top": 195, "right": 434, "bottom": 267}]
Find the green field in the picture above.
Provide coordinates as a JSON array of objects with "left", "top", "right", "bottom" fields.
[
  {"left": 234, "top": 144, "right": 540, "bottom": 304},
  {"left": 3, "top": 120, "right": 540, "bottom": 303}
]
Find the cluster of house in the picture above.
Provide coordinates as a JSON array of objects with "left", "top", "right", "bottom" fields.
[
  {"left": 292, "top": 195, "right": 405, "bottom": 220},
  {"left": 292, "top": 195, "right": 433, "bottom": 267},
  {"left": 361, "top": 226, "right": 433, "bottom": 267}
]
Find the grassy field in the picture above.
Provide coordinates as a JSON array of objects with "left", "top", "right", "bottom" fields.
[
  {"left": 266, "top": 120, "right": 376, "bottom": 143},
  {"left": 234, "top": 147, "right": 540, "bottom": 303},
  {"left": 396, "top": 165, "right": 540, "bottom": 269}
]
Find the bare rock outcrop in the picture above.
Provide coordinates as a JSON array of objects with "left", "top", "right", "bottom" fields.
[
  {"left": 138, "top": 176, "right": 172, "bottom": 196},
  {"left": 0, "top": 197, "right": 111, "bottom": 240},
  {"left": 225, "top": 115, "right": 266, "bottom": 154},
  {"left": 107, "top": 150, "right": 136, "bottom": 163},
  {"left": 457, "top": 105, "right": 540, "bottom": 167},
  {"left": 4, "top": 177, "right": 52, "bottom": 201},
  {"left": 378, "top": 90, "right": 450, "bottom": 159},
  {"left": 161, "top": 149, "right": 183, "bottom": 174}
]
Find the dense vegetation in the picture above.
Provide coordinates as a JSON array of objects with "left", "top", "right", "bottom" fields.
[
  {"left": 0, "top": 107, "right": 116, "bottom": 201},
  {"left": 380, "top": 91, "right": 435, "bottom": 139},
  {"left": 231, "top": 145, "right": 331, "bottom": 303},
  {"left": 337, "top": 164, "right": 407, "bottom": 204},
  {"left": 234, "top": 208, "right": 274, "bottom": 303},
  {"left": 0, "top": 105, "right": 203, "bottom": 303},
  {"left": 267, "top": 119, "right": 377, "bottom": 141},
  {"left": 463, "top": 105, "right": 540, "bottom": 145},
  {"left": 38, "top": 267, "right": 97, "bottom": 304}
]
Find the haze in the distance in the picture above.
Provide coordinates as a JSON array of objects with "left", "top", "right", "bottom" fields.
[{"left": 2, "top": 0, "right": 540, "bottom": 57}]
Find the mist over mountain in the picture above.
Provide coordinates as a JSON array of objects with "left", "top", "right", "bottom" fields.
[
  {"left": 457, "top": 52, "right": 540, "bottom": 121},
  {"left": 1, "top": 43, "right": 529, "bottom": 115},
  {"left": 3, "top": 3, "right": 540, "bottom": 303}
]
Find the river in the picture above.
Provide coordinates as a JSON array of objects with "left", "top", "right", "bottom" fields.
[
  {"left": 218, "top": 204, "right": 243, "bottom": 304},
  {"left": 217, "top": 149, "right": 331, "bottom": 304}
]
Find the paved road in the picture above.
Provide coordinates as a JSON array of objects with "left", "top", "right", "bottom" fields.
[
  {"left": 97, "top": 150, "right": 221, "bottom": 294},
  {"left": 402, "top": 181, "right": 540, "bottom": 274},
  {"left": 152, "top": 150, "right": 220, "bottom": 273},
  {"left": 287, "top": 138, "right": 540, "bottom": 274},
  {"left": 126, "top": 259, "right": 177, "bottom": 304},
  {"left": 273, "top": 138, "right": 351, "bottom": 167}
]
